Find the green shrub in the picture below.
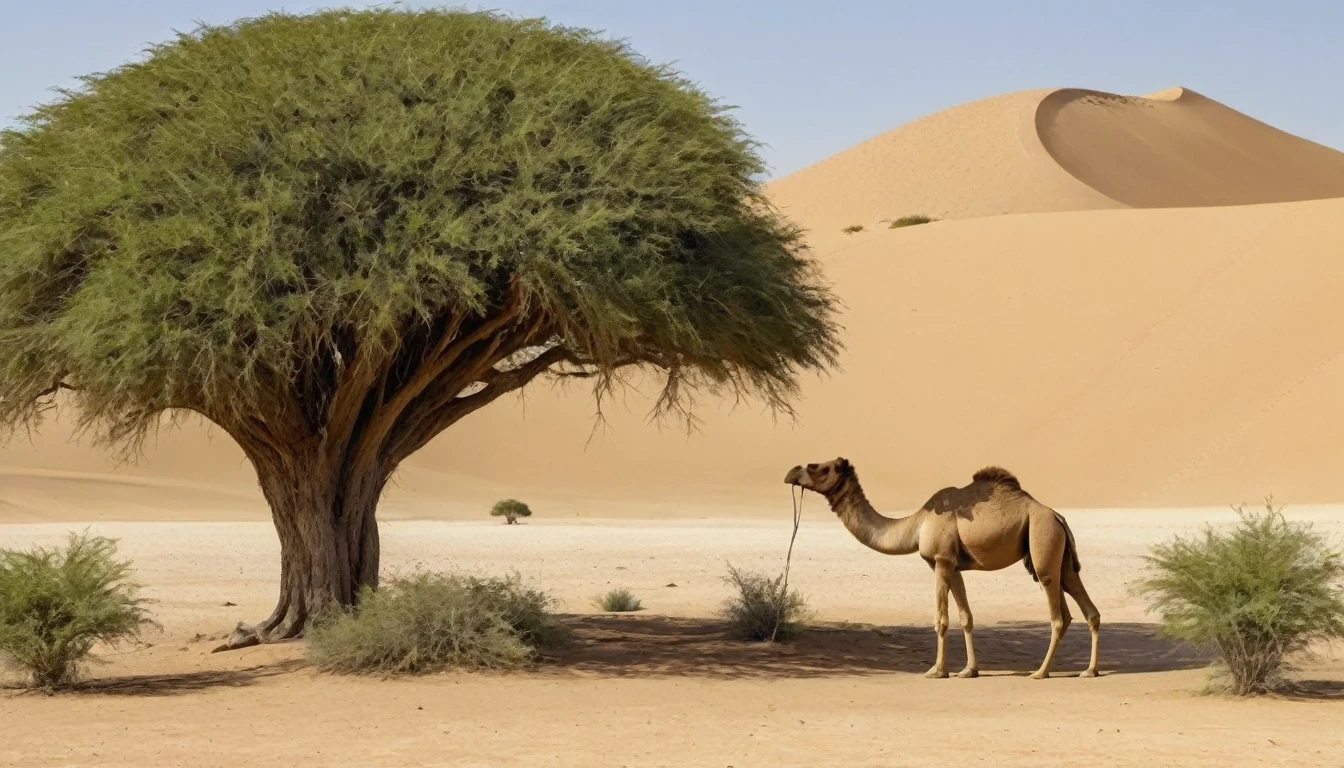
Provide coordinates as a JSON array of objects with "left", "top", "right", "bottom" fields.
[
  {"left": 720, "top": 564, "right": 811, "bottom": 642},
  {"left": 0, "top": 532, "right": 156, "bottom": 689},
  {"left": 491, "top": 499, "right": 533, "bottom": 525},
  {"left": 593, "top": 588, "right": 642, "bottom": 612},
  {"left": 889, "top": 215, "right": 936, "bottom": 228},
  {"left": 841, "top": 224, "right": 864, "bottom": 234},
  {"left": 306, "top": 571, "right": 567, "bottom": 675},
  {"left": 1133, "top": 501, "right": 1344, "bottom": 695}
]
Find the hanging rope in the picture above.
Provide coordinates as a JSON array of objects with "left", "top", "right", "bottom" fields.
[{"left": 771, "top": 485, "right": 805, "bottom": 642}]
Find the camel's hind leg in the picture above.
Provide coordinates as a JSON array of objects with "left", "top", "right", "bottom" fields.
[
  {"left": 1028, "top": 514, "right": 1068, "bottom": 679},
  {"left": 1062, "top": 565, "right": 1101, "bottom": 677}
]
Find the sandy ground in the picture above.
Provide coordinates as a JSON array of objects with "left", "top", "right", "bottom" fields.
[{"left": 3, "top": 507, "right": 1342, "bottom": 767}]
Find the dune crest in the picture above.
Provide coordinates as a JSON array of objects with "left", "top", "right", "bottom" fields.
[
  {"left": 765, "top": 88, "right": 1115, "bottom": 229},
  {"left": 1036, "top": 86, "right": 1344, "bottom": 209}
]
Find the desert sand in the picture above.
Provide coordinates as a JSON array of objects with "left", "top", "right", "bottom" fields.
[
  {"left": 4, "top": 85, "right": 1344, "bottom": 766},
  {"left": 3, "top": 510, "right": 1343, "bottom": 767}
]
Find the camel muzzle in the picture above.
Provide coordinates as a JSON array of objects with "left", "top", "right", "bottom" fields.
[{"left": 784, "top": 466, "right": 804, "bottom": 485}]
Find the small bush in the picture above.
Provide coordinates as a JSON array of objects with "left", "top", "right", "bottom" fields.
[
  {"left": 593, "top": 588, "right": 642, "bottom": 612},
  {"left": 490, "top": 499, "right": 532, "bottom": 525},
  {"left": 1133, "top": 501, "right": 1344, "bottom": 695},
  {"left": 307, "top": 571, "right": 567, "bottom": 675},
  {"left": 0, "top": 532, "right": 156, "bottom": 689},
  {"left": 720, "top": 564, "right": 811, "bottom": 642},
  {"left": 841, "top": 224, "right": 864, "bottom": 234},
  {"left": 889, "top": 214, "right": 935, "bottom": 228}
]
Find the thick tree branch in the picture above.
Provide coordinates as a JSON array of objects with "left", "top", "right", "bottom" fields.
[
  {"left": 343, "top": 280, "right": 531, "bottom": 474},
  {"left": 384, "top": 343, "right": 570, "bottom": 465}
]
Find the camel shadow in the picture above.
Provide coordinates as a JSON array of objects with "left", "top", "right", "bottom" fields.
[
  {"left": 10, "top": 659, "right": 306, "bottom": 697},
  {"left": 549, "top": 614, "right": 1211, "bottom": 679}
]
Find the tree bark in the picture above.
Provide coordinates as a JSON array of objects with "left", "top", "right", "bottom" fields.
[
  {"left": 214, "top": 443, "right": 387, "bottom": 652},
  {"left": 207, "top": 293, "right": 562, "bottom": 652}
]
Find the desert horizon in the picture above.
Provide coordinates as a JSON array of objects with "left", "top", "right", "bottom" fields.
[{"left": 2, "top": 6, "right": 1343, "bottom": 767}]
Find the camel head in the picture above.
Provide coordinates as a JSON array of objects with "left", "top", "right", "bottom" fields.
[{"left": 784, "top": 457, "right": 854, "bottom": 495}]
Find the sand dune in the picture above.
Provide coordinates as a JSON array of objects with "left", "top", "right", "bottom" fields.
[
  {"left": 426, "top": 198, "right": 1344, "bottom": 512},
  {"left": 767, "top": 86, "right": 1344, "bottom": 232},
  {"left": 2, "top": 85, "right": 1343, "bottom": 521}
]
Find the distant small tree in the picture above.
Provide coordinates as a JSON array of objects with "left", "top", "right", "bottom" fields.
[
  {"left": 0, "top": 9, "right": 839, "bottom": 648},
  {"left": 491, "top": 499, "right": 532, "bottom": 525},
  {"left": 1133, "top": 501, "right": 1344, "bottom": 695}
]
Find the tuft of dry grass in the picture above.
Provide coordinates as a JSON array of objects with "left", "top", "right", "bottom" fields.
[
  {"left": 841, "top": 224, "right": 864, "bottom": 234},
  {"left": 720, "top": 564, "right": 812, "bottom": 642},
  {"left": 593, "top": 588, "right": 642, "bottom": 612},
  {"left": 889, "top": 214, "right": 936, "bottom": 228}
]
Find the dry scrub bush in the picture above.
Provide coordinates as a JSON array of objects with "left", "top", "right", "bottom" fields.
[
  {"left": 0, "top": 533, "right": 156, "bottom": 689},
  {"left": 841, "top": 224, "right": 864, "bottom": 234},
  {"left": 889, "top": 214, "right": 935, "bottom": 228},
  {"left": 720, "top": 564, "right": 811, "bottom": 641},
  {"left": 491, "top": 499, "right": 532, "bottom": 525},
  {"left": 1133, "top": 502, "right": 1344, "bottom": 695},
  {"left": 593, "top": 588, "right": 641, "bottom": 612},
  {"left": 306, "top": 572, "right": 567, "bottom": 674}
]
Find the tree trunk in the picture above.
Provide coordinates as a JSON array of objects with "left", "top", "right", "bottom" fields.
[{"left": 214, "top": 444, "right": 387, "bottom": 652}]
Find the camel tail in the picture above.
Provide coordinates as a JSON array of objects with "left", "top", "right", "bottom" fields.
[
  {"left": 1021, "top": 511, "right": 1082, "bottom": 582},
  {"left": 1058, "top": 512, "right": 1082, "bottom": 573}
]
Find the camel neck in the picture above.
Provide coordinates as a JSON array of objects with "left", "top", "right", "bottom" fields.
[{"left": 824, "top": 476, "right": 924, "bottom": 556}]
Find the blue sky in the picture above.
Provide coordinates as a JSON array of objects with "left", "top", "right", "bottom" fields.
[{"left": 3, "top": 1, "right": 1340, "bottom": 177}]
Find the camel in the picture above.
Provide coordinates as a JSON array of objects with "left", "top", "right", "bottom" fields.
[{"left": 784, "top": 458, "right": 1100, "bottom": 679}]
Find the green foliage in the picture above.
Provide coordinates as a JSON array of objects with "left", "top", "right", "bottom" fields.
[
  {"left": 0, "top": 8, "right": 839, "bottom": 449},
  {"left": 593, "top": 587, "right": 641, "bottom": 612},
  {"left": 1133, "top": 502, "right": 1344, "bottom": 695},
  {"left": 306, "top": 571, "right": 566, "bottom": 675},
  {"left": 490, "top": 498, "right": 532, "bottom": 523},
  {"left": 841, "top": 224, "right": 864, "bottom": 234},
  {"left": 0, "top": 532, "right": 156, "bottom": 688},
  {"left": 720, "top": 564, "right": 811, "bottom": 642},
  {"left": 889, "top": 215, "right": 935, "bottom": 228}
]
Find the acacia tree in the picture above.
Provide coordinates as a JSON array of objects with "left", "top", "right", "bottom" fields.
[
  {"left": 490, "top": 500, "right": 532, "bottom": 525},
  {"left": 0, "top": 10, "right": 839, "bottom": 648}
]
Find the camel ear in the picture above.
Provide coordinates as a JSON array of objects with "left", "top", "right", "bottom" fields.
[{"left": 838, "top": 457, "right": 851, "bottom": 472}]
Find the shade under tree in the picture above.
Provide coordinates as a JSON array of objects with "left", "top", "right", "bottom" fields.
[{"left": 0, "top": 9, "right": 840, "bottom": 648}]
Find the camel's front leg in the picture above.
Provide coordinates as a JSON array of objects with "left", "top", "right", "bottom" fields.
[
  {"left": 926, "top": 560, "right": 952, "bottom": 679},
  {"left": 946, "top": 568, "right": 979, "bottom": 678}
]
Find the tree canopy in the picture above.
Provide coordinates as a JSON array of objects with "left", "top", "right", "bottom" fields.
[{"left": 0, "top": 8, "right": 840, "bottom": 644}]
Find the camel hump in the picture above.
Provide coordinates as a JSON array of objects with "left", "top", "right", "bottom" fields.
[{"left": 972, "top": 466, "right": 1021, "bottom": 490}]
